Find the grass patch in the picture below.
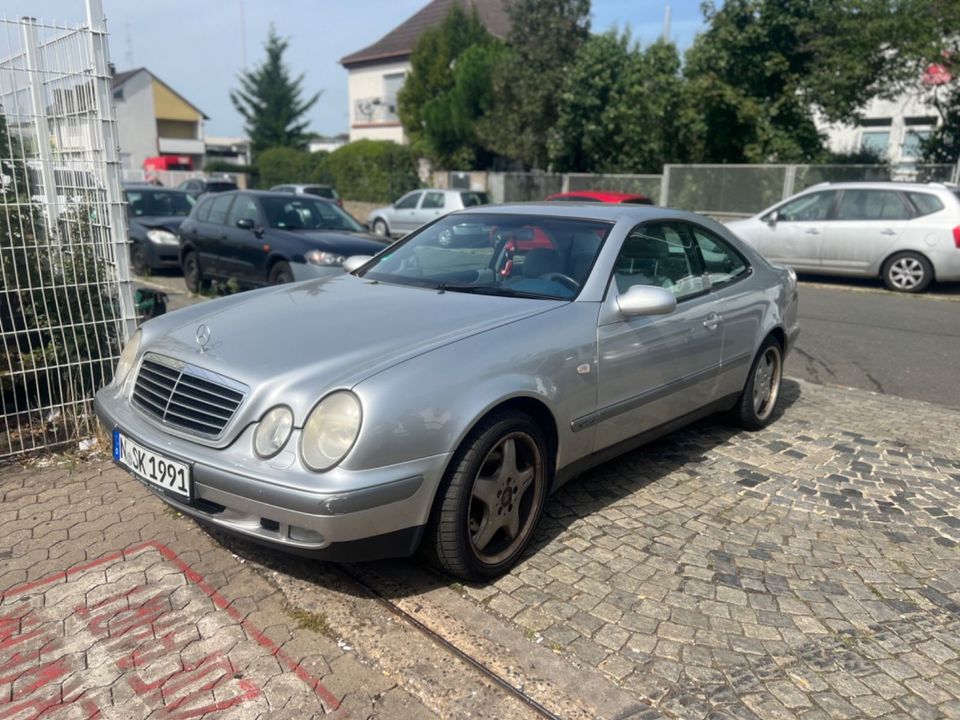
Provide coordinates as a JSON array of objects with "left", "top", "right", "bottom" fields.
[{"left": 283, "top": 602, "right": 333, "bottom": 637}]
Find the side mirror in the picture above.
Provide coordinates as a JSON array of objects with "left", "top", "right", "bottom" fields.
[
  {"left": 766, "top": 210, "right": 779, "bottom": 225},
  {"left": 616, "top": 285, "right": 677, "bottom": 317},
  {"left": 236, "top": 218, "right": 255, "bottom": 230},
  {"left": 342, "top": 255, "right": 372, "bottom": 273}
]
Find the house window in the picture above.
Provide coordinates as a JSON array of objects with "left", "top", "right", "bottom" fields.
[
  {"left": 902, "top": 130, "right": 933, "bottom": 160},
  {"left": 860, "top": 131, "right": 890, "bottom": 158},
  {"left": 383, "top": 72, "right": 405, "bottom": 110}
]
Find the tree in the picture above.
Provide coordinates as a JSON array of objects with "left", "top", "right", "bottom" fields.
[
  {"left": 480, "top": 0, "right": 591, "bottom": 169},
  {"left": 398, "top": 5, "right": 499, "bottom": 167},
  {"left": 230, "top": 27, "right": 320, "bottom": 155}
]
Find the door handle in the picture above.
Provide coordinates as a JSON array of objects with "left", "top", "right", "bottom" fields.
[
  {"left": 805, "top": 228, "right": 820, "bottom": 235},
  {"left": 703, "top": 313, "right": 722, "bottom": 330},
  {"left": 880, "top": 229, "right": 897, "bottom": 236}
]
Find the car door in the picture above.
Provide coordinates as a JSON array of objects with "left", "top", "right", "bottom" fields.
[
  {"left": 687, "top": 223, "right": 760, "bottom": 399},
  {"left": 223, "top": 194, "right": 265, "bottom": 284},
  {"left": 415, "top": 191, "right": 447, "bottom": 228},
  {"left": 758, "top": 190, "right": 837, "bottom": 269},
  {"left": 390, "top": 191, "right": 423, "bottom": 234},
  {"left": 819, "top": 189, "right": 912, "bottom": 272},
  {"left": 198, "top": 194, "right": 235, "bottom": 279},
  {"left": 594, "top": 221, "right": 722, "bottom": 450}
]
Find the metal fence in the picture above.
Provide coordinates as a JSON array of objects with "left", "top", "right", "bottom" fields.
[{"left": 1, "top": 2, "right": 134, "bottom": 458}]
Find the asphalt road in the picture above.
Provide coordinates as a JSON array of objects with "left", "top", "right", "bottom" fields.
[
  {"left": 789, "top": 280, "right": 960, "bottom": 410},
  {"left": 134, "top": 270, "right": 960, "bottom": 410}
]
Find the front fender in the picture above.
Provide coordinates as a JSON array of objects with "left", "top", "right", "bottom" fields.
[{"left": 345, "top": 302, "right": 601, "bottom": 473}]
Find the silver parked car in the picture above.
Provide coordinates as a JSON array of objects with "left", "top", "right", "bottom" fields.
[
  {"left": 727, "top": 182, "right": 960, "bottom": 293},
  {"left": 368, "top": 188, "right": 489, "bottom": 237},
  {"left": 269, "top": 183, "right": 342, "bottom": 207},
  {"left": 96, "top": 204, "right": 799, "bottom": 580}
]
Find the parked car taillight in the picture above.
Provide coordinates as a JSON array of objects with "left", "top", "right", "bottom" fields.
[{"left": 954, "top": 226, "right": 960, "bottom": 249}]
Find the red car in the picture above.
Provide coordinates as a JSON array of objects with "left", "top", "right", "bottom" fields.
[{"left": 546, "top": 190, "right": 653, "bottom": 205}]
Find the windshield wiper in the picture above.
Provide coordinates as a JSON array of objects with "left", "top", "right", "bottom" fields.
[{"left": 435, "top": 282, "right": 560, "bottom": 300}]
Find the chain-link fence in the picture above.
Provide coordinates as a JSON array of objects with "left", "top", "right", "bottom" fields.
[{"left": 1, "top": 3, "right": 134, "bottom": 458}]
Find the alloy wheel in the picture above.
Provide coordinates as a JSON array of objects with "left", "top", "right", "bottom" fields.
[
  {"left": 752, "top": 345, "right": 782, "bottom": 420},
  {"left": 888, "top": 257, "right": 924, "bottom": 290}
]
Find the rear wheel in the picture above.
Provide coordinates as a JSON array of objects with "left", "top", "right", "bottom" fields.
[
  {"left": 882, "top": 251, "right": 932, "bottom": 293},
  {"left": 182, "top": 251, "right": 205, "bottom": 293},
  {"left": 733, "top": 337, "right": 783, "bottom": 430},
  {"left": 269, "top": 260, "right": 293, "bottom": 285},
  {"left": 372, "top": 218, "right": 389, "bottom": 237},
  {"left": 428, "top": 412, "right": 548, "bottom": 580}
]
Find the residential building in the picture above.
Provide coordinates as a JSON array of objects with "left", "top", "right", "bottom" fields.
[
  {"left": 111, "top": 68, "right": 207, "bottom": 170},
  {"left": 339, "top": 0, "right": 508, "bottom": 144}
]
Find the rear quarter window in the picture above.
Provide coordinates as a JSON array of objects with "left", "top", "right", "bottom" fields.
[{"left": 907, "top": 192, "right": 945, "bottom": 216}]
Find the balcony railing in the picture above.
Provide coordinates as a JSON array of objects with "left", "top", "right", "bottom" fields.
[{"left": 353, "top": 96, "right": 399, "bottom": 124}]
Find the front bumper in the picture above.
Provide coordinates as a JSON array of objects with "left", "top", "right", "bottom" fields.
[{"left": 94, "top": 390, "right": 449, "bottom": 560}]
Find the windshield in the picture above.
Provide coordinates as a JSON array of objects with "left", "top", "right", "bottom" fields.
[
  {"left": 358, "top": 213, "right": 613, "bottom": 300},
  {"left": 125, "top": 189, "right": 195, "bottom": 217},
  {"left": 262, "top": 195, "right": 365, "bottom": 232}
]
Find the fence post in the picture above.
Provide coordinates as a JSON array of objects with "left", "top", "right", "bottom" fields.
[
  {"left": 21, "top": 17, "right": 60, "bottom": 226},
  {"left": 85, "top": 0, "right": 136, "bottom": 341},
  {"left": 783, "top": 165, "right": 797, "bottom": 200},
  {"left": 660, "top": 165, "right": 671, "bottom": 207},
  {"left": 561, "top": 173, "right": 569, "bottom": 194}
]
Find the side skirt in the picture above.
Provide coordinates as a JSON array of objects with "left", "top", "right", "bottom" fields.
[{"left": 554, "top": 392, "right": 740, "bottom": 490}]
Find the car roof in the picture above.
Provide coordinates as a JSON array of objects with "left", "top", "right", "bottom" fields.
[
  {"left": 448, "top": 202, "right": 702, "bottom": 223},
  {"left": 802, "top": 181, "right": 954, "bottom": 193},
  {"left": 232, "top": 189, "right": 337, "bottom": 202}
]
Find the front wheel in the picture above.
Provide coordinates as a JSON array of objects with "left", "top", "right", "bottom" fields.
[
  {"left": 269, "top": 261, "right": 293, "bottom": 284},
  {"left": 182, "top": 251, "right": 205, "bottom": 293},
  {"left": 882, "top": 251, "right": 932, "bottom": 293},
  {"left": 733, "top": 337, "right": 783, "bottom": 430},
  {"left": 130, "top": 243, "right": 149, "bottom": 276},
  {"left": 372, "top": 218, "right": 389, "bottom": 237},
  {"left": 429, "top": 412, "right": 548, "bottom": 580}
]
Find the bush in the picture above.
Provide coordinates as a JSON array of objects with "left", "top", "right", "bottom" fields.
[{"left": 322, "top": 140, "right": 420, "bottom": 203}]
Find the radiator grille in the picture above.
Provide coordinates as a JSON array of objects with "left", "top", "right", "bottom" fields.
[{"left": 132, "top": 356, "right": 245, "bottom": 436}]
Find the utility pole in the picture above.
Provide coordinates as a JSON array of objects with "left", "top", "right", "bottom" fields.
[{"left": 663, "top": 4, "right": 671, "bottom": 42}]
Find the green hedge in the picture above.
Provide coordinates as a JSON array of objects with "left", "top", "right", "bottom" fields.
[{"left": 254, "top": 141, "right": 420, "bottom": 202}]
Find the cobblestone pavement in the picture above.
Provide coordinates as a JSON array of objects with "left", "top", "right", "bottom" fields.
[
  {"left": 2, "top": 376, "right": 960, "bottom": 719},
  {"left": 0, "top": 463, "right": 435, "bottom": 718},
  {"left": 447, "top": 378, "right": 960, "bottom": 719}
]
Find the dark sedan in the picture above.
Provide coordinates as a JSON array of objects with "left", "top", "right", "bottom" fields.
[
  {"left": 123, "top": 186, "right": 195, "bottom": 274},
  {"left": 177, "top": 191, "right": 388, "bottom": 291}
]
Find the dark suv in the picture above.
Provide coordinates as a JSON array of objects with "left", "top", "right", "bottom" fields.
[{"left": 177, "top": 191, "right": 387, "bottom": 291}]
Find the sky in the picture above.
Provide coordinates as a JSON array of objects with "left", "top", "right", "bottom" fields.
[{"left": 28, "top": 0, "right": 707, "bottom": 138}]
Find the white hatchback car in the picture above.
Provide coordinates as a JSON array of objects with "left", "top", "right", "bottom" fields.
[
  {"left": 368, "top": 188, "right": 489, "bottom": 238},
  {"left": 727, "top": 182, "right": 960, "bottom": 292}
]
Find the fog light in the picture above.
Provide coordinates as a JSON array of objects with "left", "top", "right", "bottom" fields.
[{"left": 288, "top": 526, "right": 325, "bottom": 544}]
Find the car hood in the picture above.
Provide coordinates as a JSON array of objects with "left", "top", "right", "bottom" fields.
[
  {"left": 274, "top": 229, "right": 388, "bottom": 254},
  {"left": 142, "top": 274, "right": 562, "bottom": 420},
  {"left": 131, "top": 215, "right": 187, "bottom": 233}
]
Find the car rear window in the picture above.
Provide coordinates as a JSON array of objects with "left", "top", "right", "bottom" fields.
[
  {"left": 906, "top": 192, "right": 945, "bottom": 216},
  {"left": 206, "top": 181, "right": 238, "bottom": 193},
  {"left": 305, "top": 186, "right": 335, "bottom": 199},
  {"left": 460, "top": 192, "right": 489, "bottom": 207}
]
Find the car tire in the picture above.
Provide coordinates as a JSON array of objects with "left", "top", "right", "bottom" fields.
[
  {"left": 428, "top": 411, "right": 549, "bottom": 581},
  {"left": 130, "top": 243, "right": 149, "bottom": 276},
  {"left": 269, "top": 260, "right": 293, "bottom": 285},
  {"left": 882, "top": 251, "right": 933, "bottom": 293},
  {"left": 372, "top": 218, "right": 389, "bottom": 237},
  {"left": 182, "top": 251, "right": 206, "bottom": 294},
  {"left": 732, "top": 336, "right": 783, "bottom": 431}
]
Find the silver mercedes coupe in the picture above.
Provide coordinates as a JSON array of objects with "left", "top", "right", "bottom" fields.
[{"left": 95, "top": 204, "right": 799, "bottom": 580}]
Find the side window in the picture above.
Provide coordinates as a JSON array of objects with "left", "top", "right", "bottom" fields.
[
  {"left": 614, "top": 222, "right": 707, "bottom": 301},
  {"left": 422, "top": 191, "right": 445, "bottom": 209},
  {"left": 195, "top": 197, "right": 214, "bottom": 222},
  {"left": 775, "top": 191, "right": 835, "bottom": 222},
  {"left": 837, "top": 190, "right": 910, "bottom": 220},
  {"left": 395, "top": 192, "right": 421, "bottom": 210},
  {"left": 227, "top": 196, "right": 258, "bottom": 226},
  {"left": 690, "top": 226, "right": 749, "bottom": 288},
  {"left": 906, "top": 192, "right": 944, "bottom": 217},
  {"left": 126, "top": 191, "right": 144, "bottom": 216},
  {"left": 207, "top": 195, "right": 234, "bottom": 225}
]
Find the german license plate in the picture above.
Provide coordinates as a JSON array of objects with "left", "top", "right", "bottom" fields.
[{"left": 113, "top": 430, "right": 191, "bottom": 498}]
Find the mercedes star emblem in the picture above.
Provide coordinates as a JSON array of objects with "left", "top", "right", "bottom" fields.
[{"left": 195, "top": 324, "right": 212, "bottom": 353}]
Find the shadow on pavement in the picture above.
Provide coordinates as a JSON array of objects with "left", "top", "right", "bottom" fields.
[{"left": 798, "top": 272, "right": 960, "bottom": 298}]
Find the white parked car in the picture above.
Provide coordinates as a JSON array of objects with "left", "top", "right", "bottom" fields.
[
  {"left": 368, "top": 188, "right": 489, "bottom": 238},
  {"left": 727, "top": 182, "right": 960, "bottom": 292}
]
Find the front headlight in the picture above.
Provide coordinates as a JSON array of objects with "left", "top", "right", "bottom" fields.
[
  {"left": 305, "top": 249, "right": 346, "bottom": 266},
  {"left": 113, "top": 330, "right": 141, "bottom": 386},
  {"left": 146, "top": 228, "right": 179, "bottom": 245},
  {"left": 254, "top": 406, "right": 294, "bottom": 458},
  {"left": 300, "top": 391, "right": 362, "bottom": 471}
]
